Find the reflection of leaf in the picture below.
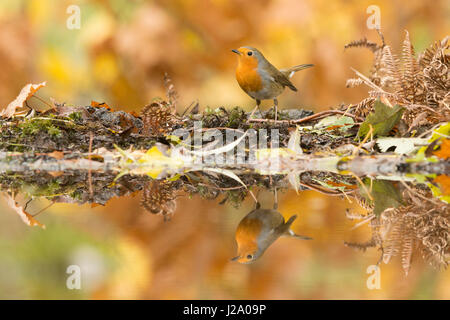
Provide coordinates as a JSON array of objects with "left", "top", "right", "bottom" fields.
[
  {"left": 3, "top": 193, "right": 46, "bottom": 229},
  {"left": 431, "top": 175, "right": 450, "bottom": 203},
  {"left": 358, "top": 179, "right": 403, "bottom": 216},
  {"left": 187, "top": 132, "right": 247, "bottom": 156},
  {"left": 287, "top": 126, "right": 303, "bottom": 154},
  {"left": 1, "top": 82, "right": 46, "bottom": 118},
  {"left": 313, "top": 178, "right": 356, "bottom": 191},
  {"left": 433, "top": 175, "right": 450, "bottom": 195},
  {"left": 139, "top": 145, "right": 181, "bottom": 179},
  {"left": 357, "top": 100, "right": 403, "bottom": 138},
  {"left": 288, "top": 173, "right": 300, "bottom": 194}
]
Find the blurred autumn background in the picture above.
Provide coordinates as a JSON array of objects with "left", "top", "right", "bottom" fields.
[{"left": 0, "top": 0, "right": 449, "bottom": 299}]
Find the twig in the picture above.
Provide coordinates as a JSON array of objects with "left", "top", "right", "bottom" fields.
[
  {"left": 352, "top": 174, "right": 374, "bottom": 201},
  {"left": 350, "top": 214, "right": 375, "bottom": 230},
  {"left": 248, "top": 110, "right": 364, "bottom": 124},
  {"left": 88, "top": 132, "right": 94, "bottom": 199},
  {"left": 353, "top": 124, "right": 373, "bottom": 156}
]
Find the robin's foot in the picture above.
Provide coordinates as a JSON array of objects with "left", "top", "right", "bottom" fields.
[
  {"left": 247, "top": 105, "right": 261, "bottom": 123},
  {"left": 273, "top": 99, "right": 278, "bottom": 121}
]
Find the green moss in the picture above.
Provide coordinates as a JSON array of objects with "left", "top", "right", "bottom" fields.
[
  {"left": 68, "top": 112, "right": 82, "bottom": 122},
  {"left": 47, "top": 125, "right": 62, "bottom": 137},
  {"left": 19, "top": 118, "right": 60, "bottom": 138},
  {"left": 226, "top": 107, "right": 246, "bottom": 127},
  {"left": 21, "top": 179, "right": 62, "bottom": 197},
  {"left": 70, "top": 189, "right": 83, "bottom": 201},
  {"left": 223, "top": 189, "right": 245, "bottom": 208}
]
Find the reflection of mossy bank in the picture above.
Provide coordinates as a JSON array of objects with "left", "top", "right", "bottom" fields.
[{"left": 0, "top": 171, "right": 148, "bottom": 205}]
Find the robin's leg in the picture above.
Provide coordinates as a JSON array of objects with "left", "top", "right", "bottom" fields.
[
  {"left": 273, "top": 98, "right": 278, "bottom": 121},
  {"left": 273, "top": 187, "right": 278, "bottom": 210},
  {"left": 247, "top": 99, "right": 261, "bottom": 122}
]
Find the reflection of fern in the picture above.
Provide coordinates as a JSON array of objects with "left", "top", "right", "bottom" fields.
[
  {"left": 141, "top": 180, "right": 179, "bottom": 221},
  {"left": 344, "top": 31, "right": 449, "bottom": 129},
  {"left": 347, "top": 187, "right": 450, "bottom": 275},
  {"left": 381, "top": 207, "right": 417, "bottom": 275}
]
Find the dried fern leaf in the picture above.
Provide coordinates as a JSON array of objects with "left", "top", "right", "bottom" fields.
[
  {"left": 344, "top": 37, "right": 380, "bottom": 52},
  {"left": 346, "top": 78, "right": 364, "bottom": 88}
]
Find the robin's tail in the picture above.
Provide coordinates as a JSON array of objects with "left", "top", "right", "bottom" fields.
[
  {"left": 281, "top": 64, "right": 314, "bottom": 78},
  {"left": 284, "top": 215, "right": 313, "bottom": 240}
]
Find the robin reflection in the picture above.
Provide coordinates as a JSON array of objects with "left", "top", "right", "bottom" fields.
[{"left": 232, "top": 190, "right": 312, "bottom": 264}]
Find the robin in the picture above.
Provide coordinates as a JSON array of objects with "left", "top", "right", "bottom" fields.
[
  {"left": 231, "top": 190, "right": 312, "bottom": 264},
  {"left": 232, "top": 46, "right": 313, "bottom": 120}
]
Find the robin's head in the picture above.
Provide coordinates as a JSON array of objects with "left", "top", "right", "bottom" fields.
[
  {"left": 231, "top": 46, "right": 265, "bottom": 68},
  {"left": 231, "top": 240, "right": 266, "bottom": 264},
  {"left": 231, "top": 249, "right": 261, "bottom": 264}
]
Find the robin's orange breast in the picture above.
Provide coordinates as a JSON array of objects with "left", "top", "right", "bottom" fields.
[
  {"left": 236, "top": 216, "right": 262, "bottom": 252},
  {"left": 235, "top": 61, "right": 263, "bottom": 96}
]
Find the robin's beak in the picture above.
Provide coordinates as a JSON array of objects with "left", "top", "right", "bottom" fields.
[
  {"left": 231, "top": 49, "right": 240, "bottom": 55},
  {"left": 230, "top": 255, "right": 240, "bottom": 261}
]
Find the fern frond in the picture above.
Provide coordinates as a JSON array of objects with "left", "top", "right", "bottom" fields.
[
  {"left": 346, "top": 78, "right": 364, "bottom": 88},
  {"left": 344, "top": 37, "right": 380, "bottom": 52},
  {"left": 401, "top": 30, "right": 420, "bottom": 102}
]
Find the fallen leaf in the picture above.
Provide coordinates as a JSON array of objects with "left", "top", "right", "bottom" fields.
[
  {"left": 55, "top": 104, "right": 90, "bottom": 120},
  {"left": 91, "top": 101, "right": 113, "bottom": 111},
  {"left": 358, "top": 100, "right": 403, "bottom": 138},
  {"left": 0, "top": 82, "right": 46, "bottom": 118},
  {"left": 433, "top": 139, "right": 450, "bottom": 160},
  {"left": 3, "top": 193, "right": 46, "bottom": 229},
  {"left": 316, "top": 115, "right": 355, "bottom": 133},
  {"left": 376, "top": 137, "right": 427, "bottom": 154}
]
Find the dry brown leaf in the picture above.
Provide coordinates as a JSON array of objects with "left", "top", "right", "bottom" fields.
[
  {"left": 3, "top": 193, "right": 46, "bottom": 229},
  {"left": 48, "top": 171, "right": 64, "bottom": 177},
  {"left": 0, "top": 82, "right": 46, "bottom": 118},
  {"left": 47, "top": 151, "right": 65, "bottom": 160}
]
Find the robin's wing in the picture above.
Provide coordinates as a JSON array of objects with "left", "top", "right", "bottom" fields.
[{"left": 265, "top": 63, "right": 298, "bottom": 92}]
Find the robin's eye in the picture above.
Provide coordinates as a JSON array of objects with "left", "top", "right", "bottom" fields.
[
  {"left": 247, "top": 254, "right": 253, "bottom": 259},
  {"left": 247, "top": 51, "right": 253, "bottom": 56}
]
